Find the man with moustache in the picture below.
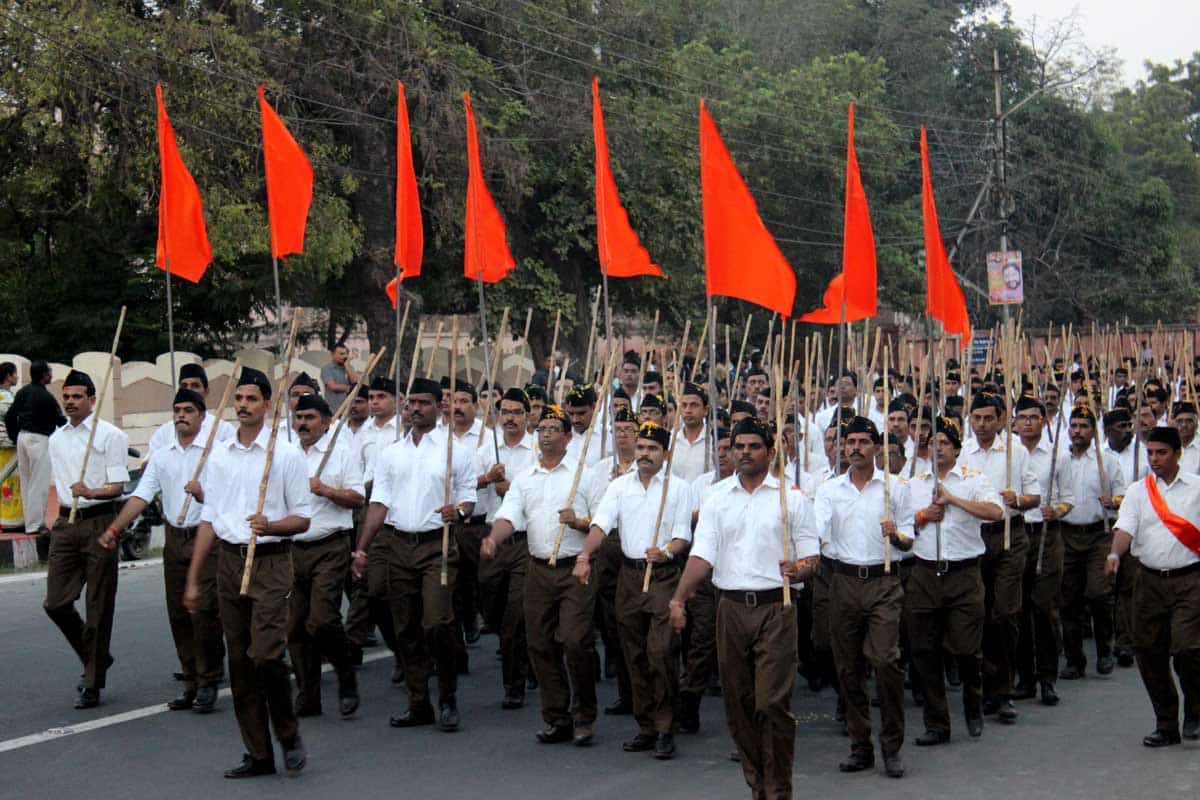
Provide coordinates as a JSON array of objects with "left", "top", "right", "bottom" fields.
[
  {"left": 148, "top": 363, "right": 235, "bottom": 455},
  {"left": 290, "top": 394, "right": 364, "bottom": 718},
  {"left": 576, "top": 421, "right": 694, "bottom": 760},
  {"left": 107, "top": 388, "right": 223, "bottom": 713},
  {"left": 183, "top": 367, "right": 313, "bottom": 777},
  {"left": 564, "top": 384, "right": 605, "bottom": 468},
  {"left": 44, "top": 370, "right": 129, "bottom": 709}
]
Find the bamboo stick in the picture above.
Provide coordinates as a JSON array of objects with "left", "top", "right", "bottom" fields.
[
  {"left": 440, "top": 316, "right": 460, "bottom": 586},
  {"left": 316, "top": 347, "right": 387, "bottom": 478},
  {"left": 176, "top": 357, "right": 242, "bottom": 525},
  {"left": 68, "top": 306, "right": 127, "bottom": 525}
]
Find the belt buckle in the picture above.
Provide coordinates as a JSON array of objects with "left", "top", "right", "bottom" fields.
[
  {"left": 744, "top": 591, "right": 758, "bottom": 608},
  {"left": 408, "top": 531, "right": 421, "bottom": 546},
  {"left": 857, "top": 565, "right": 870, "bottom": 580},
  {"left": 936, "top": 559, "right": 949, "bottom": 576},
  {"left": 1160, "top": 567, "right": 1172, "bottom": 577}
]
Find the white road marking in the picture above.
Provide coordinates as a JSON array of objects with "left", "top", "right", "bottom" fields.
[
  {"left": 0, "top": 649, "right": 393, "bottom": 754},
  {"left": 0, "top": 557, "right": 163, "bottom": 586}
]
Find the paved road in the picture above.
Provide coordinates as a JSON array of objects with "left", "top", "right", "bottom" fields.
[{"left": 1, "top": 563, "right": 1197, "bottom": 800}]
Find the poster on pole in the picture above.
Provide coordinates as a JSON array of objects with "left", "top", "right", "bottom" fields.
[{"left": 986, "top": 251, "right": 1024, "bottom": 305}]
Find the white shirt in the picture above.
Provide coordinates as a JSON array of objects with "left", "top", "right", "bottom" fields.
[
  {"left": 372, "top": 426, "right": 477, "bottom": 532},
  {"left": 565, "top": 424, "right": 605, "bottom": 467},
  {"left": 1022, "top": 438, "right": 1075, "bottom": 525},
  {"left": 585, "top": 456, "right": 637, "bottom": 512},
  {"left": 132, "top": 431, "right": 207, "bottom": 527},
  {"left": 592, "top": 468, "right": 693, "bottom": 559},
  {"left": 907, "top": 463, "right": 1001, "bottom": 561},
  {"left": 452, "top": 417, "right": 484, "bottom": 451},
  {"left": 48, "top": 414, "right": 130, "bottom": 509},
  {"left": 199, "top": 426, "right": 312, "bottom": 545},
  {"left": 960, "top": 436, "right": 1040, "bottom": 520},
  {"left": 1105, "top": 440, "right": 1148, "bottom": 485},
  {"left": 671, "top": 423, "right": 710, "bottom": 483},
  {"left": 1115, "top": 471, "right": 1200, "bottom": 570},
  {"left": 494, "top": 455, "right": 593, "bottom": 559},
  {"left": 297, "top": 430, "right": 364, "bottom": 542},
  {"left": 149, "top": 412, "right": 234, "bottom": 456},
  {"left": 1061, "top": 446, "right": 1125, "bottom": 526},
  {"left": 903, "top": 454, "right": 932, "bottom": 480},
  {"left": 359, "top": 414, "right": 399, "bottom": 483},
  {"left": 1181, "top": 437, "right": 1200, "bottom": 475},
  {"left": 814, "top": 469, "right": 915, "bottom": 565},
  {"left": 690, "top": 470, "right": 733, "bottom": 513},
  {"left": 474, "top": 432, "right": 537, "bottom": 522},
  {"left": 691, "top": 473, "right": 820, "bottom": 592}
]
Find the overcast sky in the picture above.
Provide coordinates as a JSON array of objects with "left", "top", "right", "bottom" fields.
[{"left": 1003, "top": 0, "right": 1198, "bottom": 85}]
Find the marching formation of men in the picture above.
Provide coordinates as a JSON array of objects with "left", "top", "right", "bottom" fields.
[{"left": 29, "top": 338, "right": 1200, "bottom": 797}]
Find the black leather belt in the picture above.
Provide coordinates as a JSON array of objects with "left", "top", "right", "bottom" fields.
[
  {"left": 531, "top": 554, "right": 577, "bottom": 568},
  {"left": 165, "top": 523, "right": 199, "bottom": 539},
  {"left": 219, "top": 539, "right": 291, "bottom": 557},
  {"left": 828, "top": 558, "right": 893, "bottom": 580},
  {"left": 915, "top": 556, "right": 980, "bottom": 574},
  {"left": 982, "top": 515, "right": 1024, "bottom": 535},
  {"left": 720, "top": 587, "right": 787, "bottom": 606},
  {"left": 1139, "top": 560, "right": 1200, "bottom": 578},
  {"left": 622, "top": 555, "right": 678, "bottom": 572},
  {"left": 293, "top": 529, "right": 350, "bottom": 549},
  {"left": 384, "top": 526, "right": 442, "bottom": 545},
  {"left": 468, "top": 515, "right": 487, "bottom": 525},
  {"left": 1060, "top": 521, "right": 1105, "bottom": 534},
  {"left": 58, "top": 501, "right": 115, "bottom": 521}
]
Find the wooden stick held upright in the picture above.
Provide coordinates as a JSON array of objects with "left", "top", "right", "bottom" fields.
[
  {"left": 441, "top": 316, "right": 460, "bottom": 587},
  {"left": 390, "top": 299, "right": 412, "bottom": 380},
  {"left": 176, "top": 357, "right": 242, "bottom": 525},
  {"left": 642, "top": 353, "right": 687, "bottom": 593},
  {"left": 547, "top": 309, "right": 562, "bottom": 393},
  {"left": 424, "top": 320, "right": 444, "bottom": 379},
  {"left": 774, "top": 355, "right": 793, "bottom": 608},
  {"left": 513, "top": 307, "right": 534, "bottom": 388},
  {"left": 68, "top": 306, "right": 128, "bottom": 525},
  {"left": 734, "top": 313, "right": 753, "bottom": 400},
  {"left": 316, "top": 347, "right": 387, "bottom": 478},
  {"left": 240, "top": 312, "right": 301, "bottom": 596},
  {"left": 883, "top": 344, "right": 892, "bottom": 573}
]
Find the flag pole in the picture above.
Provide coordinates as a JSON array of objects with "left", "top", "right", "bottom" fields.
[
  {"left": 476, "top": 273, "right": 500, "bottom": 461},
  {"left": 165, "top": 256, "right": 177, "bottom": 392},
  {"left": 706, "top": 298, "right": 719, "bottom": 474},
  {"left": 602, "top": 269, "right": 615, "bottom": 465},
  {"left": 272, "top": 256, "right": 284, "bottom": 356},
  {"left": 835, "top": 298, "right": 847, "bottom": 475}
]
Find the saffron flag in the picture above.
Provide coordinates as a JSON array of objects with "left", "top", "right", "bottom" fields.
[
  {"left": 463, "top": 92, "right": 516, "bottom": 284},
  {"left": 700, "top": 100, "right": 796, "bottom": 317},
  {"left": 394, "top": 81, "right": 423, "bottom": 281},
  {"left": 155, "top": 84, "right": 212, "bottom": 283},
  {"left": 593, "top": 78, "right": 662, "bottom": 279},
  {"left": 385, "top": 276, "right": 400, "bottom": 309},
  {"left": 920, "top": 126, "right": 971, "bottom": 347},
  {"left": 258, "top": 84, "right": 313, "bottom": 259},
  {"left": 800, "top": 103, "right": 877, "bottom": 323}
]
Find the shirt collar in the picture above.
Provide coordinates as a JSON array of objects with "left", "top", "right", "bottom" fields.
[
  {"left": 228, "top": 424, "right": 273, "bottom": 451},
  {"left": 533, "top": 455, "right": 575, "bottom": 475}
]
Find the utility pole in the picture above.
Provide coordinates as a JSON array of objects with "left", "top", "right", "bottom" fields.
[{"left": 992, "top": 46, "right": 1011, "bottom": 326}]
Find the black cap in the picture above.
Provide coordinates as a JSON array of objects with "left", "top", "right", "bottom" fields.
[
  {"left": 238, "top": 367, "right": 273, "bottom": 399},
  {"left": 1070, "top": 405, "right": 1096, "bottom": 423},
  {"left": 296, "top": 394, "right": 332, "bottom": 417},
  {"left": 681, "top": 381, "right": 708, "bottom": 404},
  {"left": 935, "top": 416, "right": 962, "bottom": 449},
  {"left": 63, "top": 369, "right": 95, "bottom": 395},
  {"left": 730, "top": 399, "right": 755, "bottom": 416},
  {"left": 370, "top": 376, "right": 397, "bottom": 395},
  {"left": 731, "top": 416, "right": 773, "bottom": 448},
  {"left": 844, "top": 416, "right": 881, "bottom": 444},
  {"left": 613, "top": 408, "right": 637, "bottom": 424},
  {"left": 1147, "top": 426, "right": 1182, "bottom": 451},
  {"left": 637, "top": 421, "right": 670, "bottom": 449},
  {"left": 173, "top": 388, "right": 206, "bottom": 412},
  {"left": 1014, "top": 394, "right": 1045, "bottom": 415},
  {"left": 290, "top": 371, "right": 319, "bottom": 392},
  {"left": 451, "top": 382, "right": 478, "bottom": 402},
  {"left": 612, "top": 387, "right": 630, "bottom": 401},
  {"left": 356, "top": 385, "right": 370, "bottom": 400},
  {"left": 970, "top": 391, "right": 1005, "bottom": 414},
  {"left": 622, "top": 351, "right": 641, "bottom": 368},
  {"left": 408, "top": 377, "right": 442, "bottom": 401},
  {"left": 887, "top": 397, "right": 909, "bottom": 415},
  {"left": 1103, "top": 407, "right": 1132, "bottom": 427},
  {"left": 643, "top": 370, "right": 663, "bottom": 386},
  {"left": 1172, "top": 401, "right": 1197, "bottom": 417},
  {"left": 565, "top": 384, "right": 597, "bottom": 406},
  {"left": 524, "top": 384, "right": 547, "bottom": 402},
  {"left": 540, "top": 403, "right": 569, "bottom": 431},
  {"left": 178, "top": 363, "right": 208, "bottom": 388},
  {"left": 640, "top": 393, "right": 667, "bottom": 412},
  {"left": 500, "top": 387, "right": 530, "bottom": 412}
]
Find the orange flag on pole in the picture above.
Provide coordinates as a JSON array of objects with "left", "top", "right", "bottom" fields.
[
  {"left": 258, "top": 84, "right": 313, "bottom": 260},
  {"left": 394, "top": 81, "right": 423, "bottom": 282},
  {"left": 155, "top": 84, "right": 212, "bottom": 283},
  {"left": 800, "top": 103, "right": 876, "bottom": 323},
  {"left": 593, "top": 78, "right": 662, "bottom": 279},
  {"left": 463, "top": 92, "right": 516, "bottom": 284},
  {"left": 920, "top": 126, "right": 971, "bottom": 347},
  {"left": 700, "top": 100, "right": 796, "bottom": 317}
]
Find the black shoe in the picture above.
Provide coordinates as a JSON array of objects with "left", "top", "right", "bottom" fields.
[
  {"left": 389, "top": 702, "right": 435, "bottom": 727},
  {"left": 391, "top": 663, "right": 405, "bottom": 685},
  {"left": 883, "top": 753, "right": 905, "bottom": 778},
  {"left": 997, "top": 700, "right": 1018, "bottom": 724},
  {"left": 337, "top": 669, "right": 359, "bottom": 717},
  {"left": 573, "top": 722, "right": 595, "bottom": 747},
  {"left": 966, "top": 716, "right": 983, "bottom": 738},
  {"left": 677, "top": 692, "right": 701, "bottom": 734},
  {"left": 838, "top": 750, "right": 874, "bottom": 773},
  {"left": 653, "top": 733, "right": 675, "bottom": 760},
  {"left": 464, "top": 626, "right": 481, "bottom": 645},
  {"left": 1012, "top": 682, "right": 1036, "bottom": 701},
  {"left": 536, "top": 723, "right": 573, "bottom": 744},
  {"left": 339, "top": 692, "right": 360, "bottom": 718},
  {"left": 364, "top": 632, "right": 380, "bottom": 647},
  {"left": 74, "top": 688, "right": 100, "bottom": 709},
  {"left": 982, "top": 697, "right": 999, "bottom": 716},
  {"left": 194, "top": 686, "right": 217, "bottom": 713},
  {"left": 915, "top": 730, "right": 950, "bottom": 746},
  {"left": 945, "top": 660, "right": 961, "bottom": 688},
  {"left": 294, "top": 695, "right": 322, "bottom": 717},
  {"left": 1060, "top": 664, "right": 1085, "bottom": 680},
  {"left": 729, "top": 748, "right": 741, "bottom": 761},
  {"left": 526, "top": 675, "right": 539, "bottom": 691},
  {"left": 1097, "top": 655, "right": 1115, "bottom": 675},
  {"left": 1143, "top": 729, "right": 1181, "bottom": 748},
  {"left": 604, "top": 698, "right": 633, "bottom": 716},
  {"left": 501, "top": 690, "right": 525, "bottom": 710},
  {"left": 347, "top": 646, "right": 363, "bottom": 667},
  {"left": 224, "top": 754, "right": 276, "bottom": 779},
  {"left": 1040, "top": 682, "right": 1059, "bottom": 707},
  {"left": 283, "top": 738, "right": 306, "bottom": 774},
  {"left": 168, "top": 689, "right": 196, "bottom": 711},
  {"left": 1116, "top": 649, "right": 1135, "bottom": 668},
  {"left": 438, "top": 702, "right": 460, "bottom": 732},
  {"left": 1183, "top": 717, "right": 1199, "bottom": 741},
  {"left": 911, "top": 685, "right": 926, "bottom": 707},
  {"left": 623, "top": 733, "right": 656, "bottom": 752}
]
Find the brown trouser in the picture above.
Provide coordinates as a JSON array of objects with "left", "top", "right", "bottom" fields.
[
  {"left": 43, "top": 507, "right": 118, "bottom": 691},
  {"left": 717, "top": 590, "right": 797, "bottom": 800},
  {"left": 1115, "top": 552, "right": 1138, "bottom": 653},
  {"left": 288, "top": 532, "right": 355, "bottom": 708},
  {"left": 829, "top": 569, "right": 905, "bottom": 757},
  {"left": 216, "top": 542, "right": 298, "bottom": 763},
  {"left": 382, "top": 526, "right": 457, "bottom": 707},
  {"left": 345, "top": 530, "right": 397, "bottom": 653},
  {"left": 1018, "top": 522, "right": 1063, "bottom": 685},
  {"left": 524, "top": 555, "right": 597, "bottom": 727},
  {"left": 454, "top": 519, "right": 488, "bottom": 635},
  {"left": 906, "top": 559, "right": 985, "bottom": 735},
  {"left": 1132, "top": 563, "right": 1200, "bottom": 734},
  {"left": 594, "top": 531, "right": 632, "bottom": 704},
  {"left": 681, "top": 575, "right": 718, "bottom": 696},
  {"left": 616, "top": 560, "right": 680, "bottom": 735},
  {"left": 1060, "top": 522, "right": 1114, "bottom": 669},
  {"left": 479, "top": 531, "right": 529, "bottom": 694},
  {"left": 164, "top": 524, "right": 223, "bottom": 690},
  {"left": 981, "top": 520, "right": 1028, "bottom": 699}
]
